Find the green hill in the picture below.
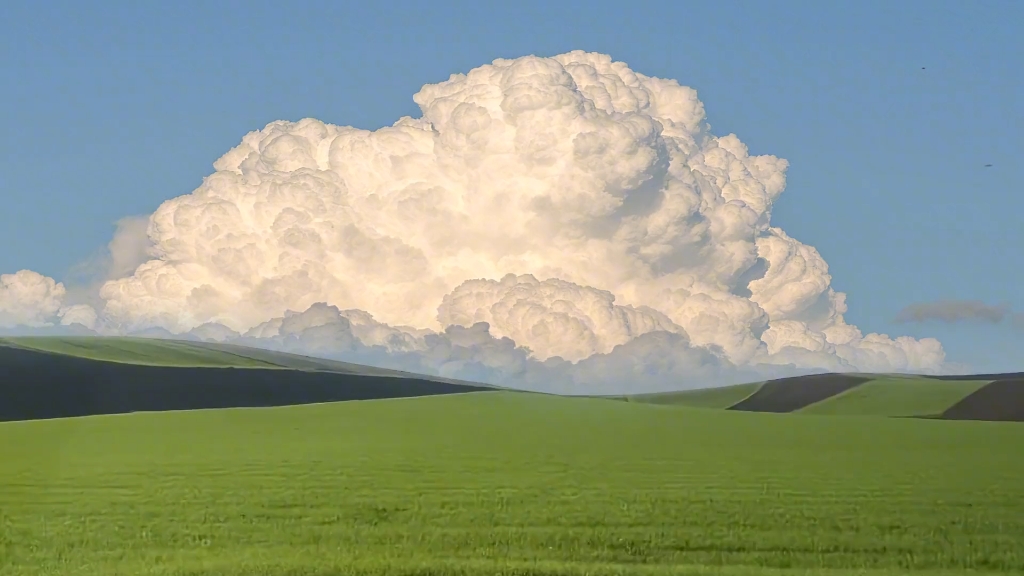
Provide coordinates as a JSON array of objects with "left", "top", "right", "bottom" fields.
[
  {"left": 0, "top": 337, "right": 498, "bottom": 423},
  {"left": 2, "top": 336, "right": 1024, "bottom": 574},
  {"left": 2, "top": 336, "right": 1022, "bottom": 422},
  {"left": 0, "top": 335, "right": 282, "bottom": 368},
  {"left": 0, "top": 335, "right": 488, "bottom": 383},
  {"left": 623, "top": 381, "right": 762, "bottom": 409},
  {"left": 2, "top": 392, "right": 1023, "bottom": 575},
  {"left": 626, "top": 372, "right": 1024, "bottom": 422},
  {"left": 798, "top": 376, "right": 991, "bottom": 417}
]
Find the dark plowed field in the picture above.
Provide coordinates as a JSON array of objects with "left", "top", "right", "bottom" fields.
[
  {"left": 727, "top": 374, "right": 872, "bottom": 413},
  {"left": 939, "top": 379, "right": 1024, "bottom": 422},
  {"left": 0, "top": 346, "right": 493, "bottom": 423}
]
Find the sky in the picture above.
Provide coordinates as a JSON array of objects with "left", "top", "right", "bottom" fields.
[{"left": 0, "top": 0, "right": 1021, "bottom": 380}]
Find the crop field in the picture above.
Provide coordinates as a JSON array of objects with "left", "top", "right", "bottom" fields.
[
  {"left": 797, "top": 377, "right": 989, "bottom": 417},
  {"left": 626, "top": 373, "right": 1024, "bottom": 421},
  {"left": 3, "top": 392, "right": 1023, "bottom": 575},
  {"left": 622, "top": 382, "right": 762, "bottom": 409},
  {"left": 1, "top": 338, "right": 1023, "bottom": 575}
]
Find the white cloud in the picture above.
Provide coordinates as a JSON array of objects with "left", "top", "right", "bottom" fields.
[
  {"left": 0, "top": 270, "right": 67, "bottom": 328},
  {"left": 0, "top": 51, "right": 950, "bottom": 389},
  {"left": 58, "top": 304, "right": 99, "bottom": 330},
  {"left": 438, "top": 273, "right": 683, "bottom": 361}
]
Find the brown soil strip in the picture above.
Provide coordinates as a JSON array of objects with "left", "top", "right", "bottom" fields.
[
  {"left": 0, "top": 345, "right": 494, "bottom": 423},
  {"left": 727, "top": 373, "right": 873, "bottom": 413},
  {"left": 938, "top": 379, "right": 1024, "bottom": 422}
]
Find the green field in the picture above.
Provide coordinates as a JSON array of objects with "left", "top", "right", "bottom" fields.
[
  {"left": 624, "top": 382, "right": 762, "bottom": 409},
  {"left": 0, "top": 336, "right": 282, "bottom": 368},
  {"left": 2, "top": 337, "right": 1023, "bottom": 574},
  {"left": 0, "top": 336, "right": 474, "bottom": 381},
  {"left": 2, "top": 392, "right": 1023, "bottom": 575},
  {"left": 798, "top": 377, "right": 991, "bottom": 417}
]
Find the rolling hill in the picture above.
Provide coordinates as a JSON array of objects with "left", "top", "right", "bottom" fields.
[
  {"left": 1, "top": 335, "right": 468, "bottom": 377},
  {"left": 2, "top": 336, "right": 1023, "bottom": 574},
  {"left": 625, "top": 372, "right": 1024, "bottom": 422},
  {"left": 2, "top": 336, "right": 1022, "bottom": 422},
  {"left": 0, "top": 336, "right": 498, "bottom": 422}
]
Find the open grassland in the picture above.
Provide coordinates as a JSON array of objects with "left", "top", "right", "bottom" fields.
[
  {"left": 624, "top": 382, "right": 761, "bottom": 409},
  {"left": 798, "top": 377, "right": 991, "bottom": 417},
  {"left": 2, "top": 392, "right": 1023, "bottom": 576}
]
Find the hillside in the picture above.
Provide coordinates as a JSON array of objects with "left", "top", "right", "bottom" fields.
[
  {"left": 2, "top": 336, "right": 1023, "bottom": 423},
  {"left": 0, "top": 337, "right": 497, "bottom": 422},
  {"left": 625, "top": 372, "right": 1024, "bottom": 422},
  {"left": 1, "top": 336, "right": 470, "bottom": 379}
]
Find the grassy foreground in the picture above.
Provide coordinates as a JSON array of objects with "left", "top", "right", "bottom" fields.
[{"left": 2, "top": 392, "right": 1023, "bottom": 575}]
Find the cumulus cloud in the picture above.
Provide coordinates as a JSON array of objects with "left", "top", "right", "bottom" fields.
[
  {"left": 1, "top": 271, "right": 65, "bottom": 328},
  {"left": 58, "top": 304, "right": 99, "bottom": 330},
  {"left": 438, "top": 273, "right": 683, "bottom": 361},
  {"left": 105, "top": 216, "right": 155, "bottom": 280},
  {"left": 223, "top": 302, "right": 810, "bottom": 394},
  {"left": 0, "top": 270, "right": 99, "bottom": 331},
  {"left": 0, "top": 51, "right": 955, "bottom": 390},
  {"left": 895, "top": 300, "right": 1011, "bottom": 324}
]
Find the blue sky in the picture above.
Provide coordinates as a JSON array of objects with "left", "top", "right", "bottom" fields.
[{"left": 1, "top": 0, "right": 1021, "bottom": 372}]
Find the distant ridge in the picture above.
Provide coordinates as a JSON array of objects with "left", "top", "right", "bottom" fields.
[
  {"left": 1, "top": 337, "right": 1021, "bottom": 423},
  {"left": 0, "top": 338, "right": 497, "bottom": 422},
  {"left": 623, "top": 371, "right": 1024, "bottom": 422}
]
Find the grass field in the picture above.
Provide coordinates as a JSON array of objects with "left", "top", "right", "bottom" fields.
[
  {"left": 2, "top": 392, "right": 1023, "bottom": 575},
  {"left": 2, "top": 337, "right": 1024, "bottom": 574},
  {"left": 624, "top": 382, "right": 761, "bottom": 409},
  {"left": 624, "top": 373, "right": 1023, "bottom": 421},
  {"left": 798, "top": 377, "right": 991, "bottom": 417}
]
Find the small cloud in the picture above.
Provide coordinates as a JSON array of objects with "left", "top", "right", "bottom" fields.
[{"left": 894, "top": 300, "right": 1010, "bottom": 324}]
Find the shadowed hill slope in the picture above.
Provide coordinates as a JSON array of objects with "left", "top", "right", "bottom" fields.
[
  {"left": 1, "top": 336, "right": 489, "bottom": 385},
  {"left": 623, "top": 372, "right": 1024, "bottom": 422},
  {"left": 798, "top": 377, "right": 990, "bottom": 417},
  {"left": 940, "top": 379, "right": 1024, "bottom": 422},
  {"left": 727, "top": 374, "right": 872, "bottom": 413},
  {"left": 0, "top": 343, "right": 495, "bottom": 423},
  {"left": 3, "top": 337, "right": 1022, "bottom": 424}
]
